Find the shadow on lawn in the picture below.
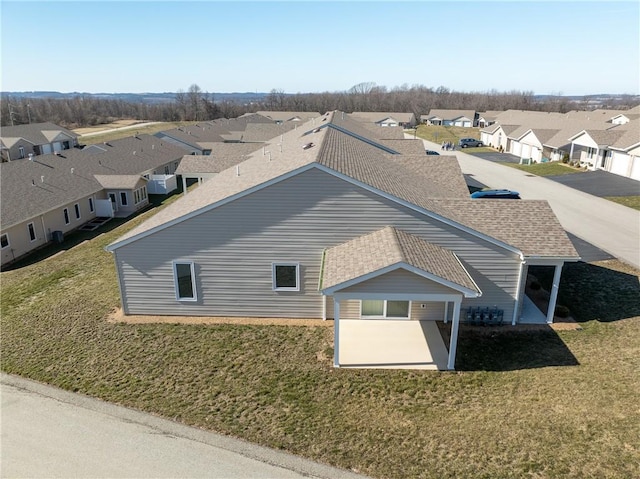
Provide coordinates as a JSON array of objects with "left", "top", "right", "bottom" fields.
[
  {"left": 455, "top": 327, "right": 580, "bottom": 371},
  {"left": 530, "top": 262, "right": 640, "bottom": 323}
]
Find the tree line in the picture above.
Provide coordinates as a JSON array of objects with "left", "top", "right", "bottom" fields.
[{"left": 1, "top": 82, "right": 637, "bottom": 128}]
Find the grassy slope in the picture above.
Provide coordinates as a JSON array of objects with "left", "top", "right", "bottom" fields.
[
  {"left": 78, "top": 121, "right": 198, "bottom": 145},
  {"left": 504, "top": 162, "right": 583, "bottom": 176},
  {"left": 604, "top": 196, "right": 640, "bottom": 211},
  {"left": 2, "top": 202, "right": 639, "bottom": 478}
]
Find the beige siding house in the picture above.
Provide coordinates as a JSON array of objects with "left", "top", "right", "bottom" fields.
[
  {"left": 106, "top": 112, "right": 579, "bottom": 370},
  {"left": 1, "top": 134, "right": 185, "bottom": 267},
  {"left": 1, "top": 122, "right": 79, "bottom": 162}
]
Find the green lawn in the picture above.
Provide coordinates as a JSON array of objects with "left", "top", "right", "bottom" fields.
[
  {"left": 604, "top": 196, "right": 640, "bottom": 211},
  {"left": 2, "top": 201, "right": 639, "bottom": 478},
  {"left": 504, "top": 162, "right": 583, "bottom": 176},
  {"left": 414, "top": 125, "right": 481, "bottom": 145},
  {"left": 79, "top": 121, "right": 197, "bottom": 145}
]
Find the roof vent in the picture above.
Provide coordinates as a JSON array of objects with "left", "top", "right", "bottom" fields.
[
  {"left": 41, "top": 175, "right": 44, "bottom": 183},
  {"left": 133, "top": 151, "right": 136, "bottom": 155},
  {"left": 312, "top": 128, "right": 320, "bottom": 133},
  {"left": 302, "top": 142, "right": 315, "bottom": 150},
  {"left": 71, "top": 168, "right": 74, "bottom": 175},
  {"left": 32, "top": 179, "right": 35, "bottom": 186}
]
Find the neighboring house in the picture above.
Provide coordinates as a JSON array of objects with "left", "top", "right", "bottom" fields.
[
  {"left": 422, "top": 110, "right": 477, "bottom": 127},
  {"left": 106, "top": 111, "right": 579, "bottom": 370},
  {"left": 156, "top": 116, "right": 277, "bottom": 153},
  {"left": 0, "top": 134, "right": 185, "bottom": 266},
  {"left": 0, "top": 122, "right": 79, "bottom": 162},
  {"left": 569, "top": 120, "right": 640, "bottom": 179},
  {"left": 480, "top": 124, "right": 519, "bottom": 151},
  {"left": 349, "top": 112, "right": 417, "bottom": 128},
  {"left": 476, "top": 111, "right": 502, "bottom": 128},
  {"left": 175, "top": 143, "right": 263, "bottom": 192},
  {"left": 255, "top": 111, "right": 321, "bottom": 123},
  {"left": 239, "top": 122, "right": 300, "bottom": 143}
]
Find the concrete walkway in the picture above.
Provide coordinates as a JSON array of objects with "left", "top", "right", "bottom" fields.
[
  {"left": 414, "top": 136, "right": 640, "bottom": 269},
  {"left": 1, "top": 374, "right": 368, "bottom": 479}
]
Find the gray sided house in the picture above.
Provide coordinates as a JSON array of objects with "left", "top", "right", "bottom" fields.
[
  {"left": 1, "top": 134, "right": 185, "bottom": 266},
  {"left": 1, "top": 122, "right": 79, "bottom": 162},
  {"left": 106, "top": 111, "right": 579, "bottom": 370}
]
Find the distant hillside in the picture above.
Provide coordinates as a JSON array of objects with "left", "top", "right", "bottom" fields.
[{"left": 1, "top": 91, "right": 269, "bottom": 104}]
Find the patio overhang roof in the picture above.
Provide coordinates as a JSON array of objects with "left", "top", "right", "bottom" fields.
[{"left": 319, "top": 226, "right": 482, "bottom": 298}]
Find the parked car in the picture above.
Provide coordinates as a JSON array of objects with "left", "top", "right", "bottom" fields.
[
  {"left": 471, "top": 189, "right": 521, "bottom": 199},
  {"left": 458, "top": 138, "right": 483, "bottom": 148},
  {"left": 425, "top": 150, "right": 440, "bottom": 155}
]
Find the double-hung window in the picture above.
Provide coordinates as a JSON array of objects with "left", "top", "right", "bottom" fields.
[
  {"left": 63, "top": 208, "right": 70, "bottom": 225},
  {"left": 74, "top": 203, "right": 81, "bottom": 220},
  {"left": 361, "top": 300, "right": 410, "bottom": 319},
  {"left": 272, "top": 263, "right": 300, "bottom": 291},
  {"left": 1, "top": 234, "right": 9, "bottom": 249},
  {"left": 173, "top": 261, "right": 197, "bottom": 301}
]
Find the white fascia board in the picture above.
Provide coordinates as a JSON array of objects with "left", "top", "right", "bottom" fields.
[
  {"left": 321, "top": 262, "right": 480, "bottom": 297},
  {"left": 105, "top": 162, "right": 318, "bottom": 252},
  {"left": 567, "top": 129, "right": 589, "bottom": 142},
  {"left": 312, "top": 164, "right": 522, "bottom": 256}
]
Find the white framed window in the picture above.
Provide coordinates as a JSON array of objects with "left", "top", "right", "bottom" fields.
[
  {"left": 18, "top": 146, "right": 25, "bottom": 158},
  {"left": 587, "top": 147, "right": 595, "bottom": 159},
  {"left": 74, "top": 203, "right": 81, "bottom": 220},
  {"left": 27, "top": 222, "right": 36, "bottom": 242},
  {"left": 88, "top": 197, "right": 94, "bottom": 213},
  {"left": 173, "top": 261, "right": 197, "bottom": 301},
  {"left": 272, "top": 263, "right": 300, "bottom": 291},
  {"left": 119, "top": 191, "right": 128, "bottom": 206},
  {"left": 63, "top": 208, "right": 70, "bottom": 225},
  {"left": 133, "top": 186, "right": 147, "bottom": 205},
  {"left": 361, "top": 300, "right": 411, "bottom": 319},
  {"left": 0, "top": 233, "right": 9, "bottom": 249},
  {"left": 164, "top": 165, "right": 170, "bottom": 175}
]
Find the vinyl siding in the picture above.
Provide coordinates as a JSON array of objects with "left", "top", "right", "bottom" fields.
[
  {"left": 338, "top": 299, "right": 447, "bottom": 321},
  {"left": 1, "top": 192, "right": 102, "bottom": 266},
  {"left": 114, "top": 167, "right": 521, "bottom": 318},
  {"left": 339, "top": 269, "right": 460, "bottom": 295}
]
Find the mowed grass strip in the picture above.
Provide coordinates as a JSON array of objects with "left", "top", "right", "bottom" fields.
[
  {"left": 604, "top": 195, "right": 640, "bottom": 211},
  {"left": 78, "top": 121, "right": 198, "bottom": 145},
  {"left": 2, "top": 202, "right": 639, "bottom": 478},
  {"left": 503, "top": 162, "right": 583, "bottom": 176}
]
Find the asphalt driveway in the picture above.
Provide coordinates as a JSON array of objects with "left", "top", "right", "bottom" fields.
[
  {"left": 544, "top": 170, "right": 640, "bottom": 197},
  {"left": 469, "top": 152, "right": 639, "bottom": 197}
]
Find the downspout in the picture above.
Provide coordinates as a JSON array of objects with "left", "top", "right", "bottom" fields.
[{"left": 512, "top": 256, "right": 526, "bottom": 326}]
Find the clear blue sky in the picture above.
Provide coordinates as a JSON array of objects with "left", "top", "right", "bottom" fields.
[{"left": 1, "top": 1, "right": 638, "bottom": 95}]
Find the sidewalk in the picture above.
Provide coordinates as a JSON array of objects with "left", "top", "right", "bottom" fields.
[{"left": 415, "top": 136, "right": 640, "bottom": 269}]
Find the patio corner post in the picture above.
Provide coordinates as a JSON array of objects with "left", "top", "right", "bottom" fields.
[
  {"left": 333, "top": 299, "right": 340, "bottom": 367},
  {"left": 546, "top": 264, "right": 563, "bottom": 324},
  {"left": 447, "top": 300, "right": 462, "bottom": 370}
]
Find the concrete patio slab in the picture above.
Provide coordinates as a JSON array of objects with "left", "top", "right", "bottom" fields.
[{"left": 338, "top": 320, "right": 449, "bottom": 370}]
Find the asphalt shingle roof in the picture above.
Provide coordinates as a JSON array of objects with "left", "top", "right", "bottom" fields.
[
  {"left": 321, "top": 226, "right": 480, "bottom": 293},
  {"left": 108, "top": 111, "right": 578, "bottom": 259},
  {"left": 1, "top": 134, "right": 185, "bottom": 228},
  {"left": 1, "top": 122, "right": 78, "bottom": 148}
]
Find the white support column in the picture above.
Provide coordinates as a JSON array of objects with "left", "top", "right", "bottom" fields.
[
  {"left": 182, "top": 176, "right": 188, "bottom": 196},
  {"left": 569, "top": 142, "right": 575, "bottom": 160},
  {"left": 447, "top": 300, "right": 462, "bottom": 370},
  {"left": 333, "top": 299, "right": 340, "bottom": 367},
  {"left": 512, "top": 260, "right": 526, "bottom": 325},
  {"left": 444, "top": 301, "right": 449, "bottom": 324},
  {"left": 322, "top": 295, "right": 327, "bottom": 321},
  {"left": 546, "top": 264, "right": 563, "bottom": 324}
]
